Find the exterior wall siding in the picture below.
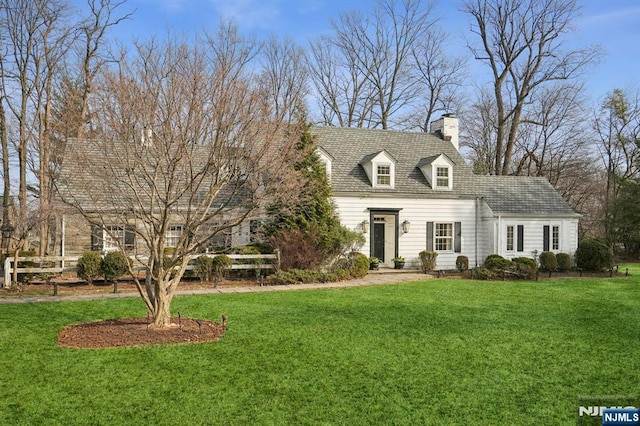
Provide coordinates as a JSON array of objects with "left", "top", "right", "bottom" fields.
[{"left": 333, "top": 195, "right": 479, "bottom": 270}]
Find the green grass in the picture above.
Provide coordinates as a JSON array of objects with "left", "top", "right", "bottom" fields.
[{"left": 1, "top": 275, "right": 639, "bottom": 425}]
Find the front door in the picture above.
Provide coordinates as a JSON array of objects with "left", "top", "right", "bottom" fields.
[{"left": 373, "top": 222, "right": 386, "bottom": 262}]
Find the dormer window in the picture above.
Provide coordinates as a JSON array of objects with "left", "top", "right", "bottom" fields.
[
  {"left": 377, "top": 165, "right": 391, "bottom": 185},
  {"left": 360, "top": 150, "right": 396, "bottom": 189},
  {"left": 436, "top": 167, "right": 450, "bottom": 188},
  {"left": 418, "top": 153, "right": 454, "bottom": 191}
]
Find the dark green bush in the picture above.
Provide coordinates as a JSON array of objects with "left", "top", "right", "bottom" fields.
[
  {"left": 101, "top": 251, "right": 130, "bottom": 282},
  {"left": 419, "top": 250, "right": 438, "bottom": 273},
  {"left": 455, "top": 255, "right": 469, "bottom": 272},
  {"left": 472, "top": 267, "right": 493, "bottom": 280},
  {"left": 511, "top": 257, "right": 537, "bottom": 269},
  {"left": 538, "top": 251, "right": 558, "bottom": 272},
  {"left": 556, "top": 253, "right": 572, "bottom": 272},
  {"left": 211, "top": 254, "right": 232, "bottom": 279},
  {"left": 348, "top": 252, "right": 370, "bottom": 278},
  {"left": 484, "top": 254, "right": 512, "bottom": 270},
  {"left": 575, "top": 238, "right": 614, "bottom": 272},
  {"left": 77, "top": 252, "right": 102, "bottom": 285}
]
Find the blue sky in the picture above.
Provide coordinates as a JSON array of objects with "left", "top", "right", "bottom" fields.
[{"left": 84, "top": 0, "right": 640, "bottom": 103}]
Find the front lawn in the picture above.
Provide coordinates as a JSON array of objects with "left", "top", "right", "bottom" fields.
[{"left": 1, "top": 276, "right": 639, "bottom": 424}]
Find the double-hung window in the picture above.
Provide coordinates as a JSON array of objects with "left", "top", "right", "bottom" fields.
[
  {"left": 436, "top": 167, "right": 450, "bottom": 188},
  {"left": 166, "top": 225, "right": 183, "bottom": 248},
  {"left": 103, "top": 225, "right": 125, "bottom": 252},
  {"left": 377, "top": 165, "right": 391, "bottom": 186},
  {"left": 435, "top": 223, "right": 453, "bottom": 251},
  {"left": 552, "top": 225, "right": 560, "bottom": 251}
]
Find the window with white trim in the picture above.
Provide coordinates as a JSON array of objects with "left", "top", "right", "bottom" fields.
[
  {"left": 166, "top": 225, "right": 183, "bottom": 248},
  {"left": 435, "top": 223, "right": 453, "bottom": 251},
  {"left": 506, "top": 225, "right": 514, "bottom": 251},
  {"left": 436, "top": 166, "right": 450, "bottom": 188},
  {"left": 552, "top": 225, "right": 560, "bottom": 251},
  {"left": 104, "top": 225, "right": 125, "bottom": 252},
  {"left": 377, "top": 165, "right": 391, "bottom": 186}
]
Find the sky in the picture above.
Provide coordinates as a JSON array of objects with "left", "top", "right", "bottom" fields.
[{"left": 78, "top": 0, "right": 640, "bottom": 104}]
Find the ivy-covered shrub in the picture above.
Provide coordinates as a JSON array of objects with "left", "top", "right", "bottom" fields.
[
  {"left": 101, "top": 251, "right": 130, "bottom": 282},
  {"left": 575, "top": 238, "right": 614, "bottom": 272},
  {"left": 556, "top": 253, "right": 572, "bottom": 272},
  {"left": 455, "top": 255, "right": 469, "bottom": 272},
  {"left": 419, "top": 250, "right": 438, "bottom": 273},
  {"left": 538, "top": 251, "right": 558, "bottom": 272},
  {"left": 472, "top": 267, "right": 493, "bottom": 280},
  {"left": 77, "top": 251, "right": 102, "bottom": 285},
  {"left": 484, "top": 254, "right": 512, "bottom": 270}
]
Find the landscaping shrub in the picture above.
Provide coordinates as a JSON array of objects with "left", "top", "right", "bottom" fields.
[
  {"left": 101, "top": 251, "right": 130, "bottom": 282},
  {"left": 455, "top": 255, "right": 469, "bottom": 272},
  {"left": 538, "top": 251, "right": 558, "bottom": 272},
  {"left": 556, "top": 253, "right": 572, "bottom": 272},
  {"left": 471, "top": 267, "right": 493, "bottom": 280},
  {"left": 483, "top": 254, "right": 512, "bottom": 270},
  {"left": 575, "top": 238, "right": 614, "bottom": 272},
  {"left": 347, "top": 252, "right": 369, "bottom": 278},
  {"left": 511, "top": 257, "right": 536, "bottom": 269},
  {"left": 419, "top": 250, "right": 438, "bottom": 273},
  {"left": 211, "top": 254, "right": 232, "bottom": 279},
  {"left": 511, "top": 257, "right": 537, "bottom": 280},
  {"left": 76, "top": 251, "right": 102, "bottom": 285},
  {"left": 194, "top": 255, "right": 214, "bottom": 281},
  {"left": 16, "top": 250, "right": 37, "bottom": 284}
]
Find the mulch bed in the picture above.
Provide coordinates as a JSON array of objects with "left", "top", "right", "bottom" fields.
[{"left": 58, "top": 316, "right": 226, "bottom": 349}]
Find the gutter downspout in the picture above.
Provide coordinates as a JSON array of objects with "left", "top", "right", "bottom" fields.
[{"left": 475, "top": 197, "right": 480, "bottom": 267}]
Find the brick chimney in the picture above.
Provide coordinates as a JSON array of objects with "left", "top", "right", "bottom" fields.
[{"left": 430, "top": 113, "right": 459, "bottom": 151}]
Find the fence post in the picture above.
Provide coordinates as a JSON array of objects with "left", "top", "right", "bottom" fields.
[
  {"left": 275, "top": 249, "right": 281, "bottom": 269},
  {"left": 3, "top": 256, "right": 10, "bottom": 288}
]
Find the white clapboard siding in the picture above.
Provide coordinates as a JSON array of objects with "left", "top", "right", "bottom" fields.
[{"left": 333, "top": 196, "right": 479, "bottom": 270}]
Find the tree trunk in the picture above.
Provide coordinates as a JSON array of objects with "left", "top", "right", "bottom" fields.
[{"left": 151, "top": 292, "right": 174, "bottom": 327}]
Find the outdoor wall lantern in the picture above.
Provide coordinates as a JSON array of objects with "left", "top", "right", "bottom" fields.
[
  {"left": 361, "top": 220, "right": 369, "bottom": 234},
  {"left": 402, "top": 220, "right": 410, "bottom": 234}
]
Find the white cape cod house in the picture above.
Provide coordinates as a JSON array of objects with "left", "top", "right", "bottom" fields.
[{"left": 313, "top": 116, "right": 580, "bottom": 270}]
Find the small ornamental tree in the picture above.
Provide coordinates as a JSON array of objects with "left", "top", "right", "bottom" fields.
[
  {"left": 101, "top": 251, "right": 130, "bottom": 283},
  {"left": 76, "top": 252, "right": 102, "bottom": 285}
]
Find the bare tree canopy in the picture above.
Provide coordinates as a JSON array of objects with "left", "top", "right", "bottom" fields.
[
  {"left": 56, "top": 28, "right": 306, "bottom": 326},
  {"left": 462, "top": 0, "right": 602, "bottom": 175},
  {"left": 308, "top": 0, "right": 463, "bottom": 130}
]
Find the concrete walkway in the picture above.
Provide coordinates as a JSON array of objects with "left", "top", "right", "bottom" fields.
[{"left": 0, "top": 269, "right": 430, "bottom": 304}]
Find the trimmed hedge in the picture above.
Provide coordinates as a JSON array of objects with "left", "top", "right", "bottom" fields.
[
  {"left": 419, "top": 250, "right": 438, "bottom": 273},
  {"left": 484, "top": 254, "right": 512, "bottom": 270},
  {"left": 76, "top": 252, "right": 102, "bottom": 285},
  {"left": 456, "top": 255, "right": 469, "bottom": 272},
  {"left": 556, "top": 253, "right": 572, "bottom": 272},
  {"left": 538, "top": 251, "right": 558, "bottom": 272}
]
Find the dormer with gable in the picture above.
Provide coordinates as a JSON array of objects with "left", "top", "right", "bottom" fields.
[
  {"left": 418, "top": 153, "right": 455, "bottom": 191},
  {"left": 360, "top": 150, "right": 397, "bottom": 189},
  {"left": 316, "top": 147, "right": 334, "bottom": 181}
]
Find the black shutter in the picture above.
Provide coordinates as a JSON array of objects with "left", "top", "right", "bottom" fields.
[
  {"left": 543, "top": 225, "right": 550, "bottom": 252},
  {"left": 517, "top": 225, "right": 524, "bottom": 252},
  {"left": 91, "top": 224, "right": 103, "bottom": 252},
  {"left": 426, "top": 222, "right": 434, "bottom": 251},
  {"left": 124, "top": 225, "right": 135, "bottom": 250},
  {"left": 454, "top": 222, "right": 462, "bottom": 253}
]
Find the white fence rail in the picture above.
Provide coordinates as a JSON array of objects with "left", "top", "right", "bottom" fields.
[{"left": 2, "top": 252, "right": 280, "bottom": 288}]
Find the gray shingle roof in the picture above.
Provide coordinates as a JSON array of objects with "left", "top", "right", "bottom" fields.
[{"left": 313, "top": 126, "right": 579, "bottom": 217}]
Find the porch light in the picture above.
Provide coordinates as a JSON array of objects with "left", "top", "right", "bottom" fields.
[
  {"left": 402, "top": 220, "right": 410, "bottom": 234},
  {"left": 361, "top": 220, "right": 369, "bottom": 234}
]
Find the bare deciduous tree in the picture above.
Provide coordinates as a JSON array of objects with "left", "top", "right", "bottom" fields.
[
  {"left": 462, "top": 0, "right": 601, "bottom": 175},
  {"left": 309, "top": 0, "right": 438, "bottom": 129},
  {"left": 56, "top": 29, "right": 305, "bottom": 327}
]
